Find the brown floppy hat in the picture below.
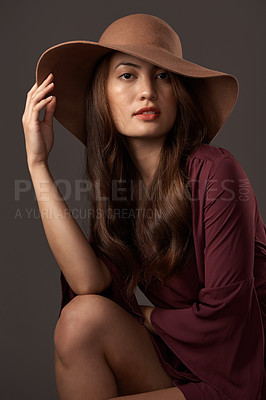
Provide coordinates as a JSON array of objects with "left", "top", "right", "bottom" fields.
[{"left": 36, "top": 13, "right": 239, "bottom": 146}]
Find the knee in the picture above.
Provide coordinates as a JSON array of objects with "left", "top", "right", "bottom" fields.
[{"left": 54, "top": 294, "right": 111, "bottom": 364}]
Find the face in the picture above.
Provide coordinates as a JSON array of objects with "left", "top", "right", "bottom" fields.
[{"left": 106, "top": 52, "right": 177, "bottom": 140}]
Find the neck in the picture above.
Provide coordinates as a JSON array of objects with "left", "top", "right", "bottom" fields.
[{"left": 126, "top": 135, "right": 165, "bottom": 187}]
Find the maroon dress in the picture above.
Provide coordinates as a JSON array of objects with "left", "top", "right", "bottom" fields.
[{"left": 59, "top": 144, "right": 266, "bottom": 400}]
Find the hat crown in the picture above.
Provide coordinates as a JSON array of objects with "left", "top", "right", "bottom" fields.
[
  {"left": 36, "top": 14, "right": 238, "bottom": 145},
  {"left": 99, "top": 14, "right": 183, "bottom": 58}
]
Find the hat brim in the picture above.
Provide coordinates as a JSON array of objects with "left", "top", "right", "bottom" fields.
[{"left": 36, "top": 40, "right": 239, "bottom": 145}]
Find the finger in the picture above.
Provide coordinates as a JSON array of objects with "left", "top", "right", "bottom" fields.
[
  {"left": 31, "top": 96, "right": 54, "bottom": 122},
  {"left": 28, "top": 82, "right": 37, "bottom": 94},
  {"left": 27, "top": 73, "right": 53, "bottom": 103},
  {"left": 43, "top": 96, "right": 56, "bottom": 124},
  {"left": 26, "top": 82, "right": 38, "bottom": 97},
  {"left": 24, "top": 74, "right": 53, "bottom": 119},
  {"left": 36, "top": 73, "right": 54, "bottom": 90},
  {"left": 31, "top": 82, "right": 54, "bottom": 103},
  {"left": 28, "top": 82, "right": 54, "bottom": 122},
  {"left": 31, "top": 73, "right": 54, "bottom": 100},
  {"left": 23, "top": 82, "right": 38, "bottom": 120}
]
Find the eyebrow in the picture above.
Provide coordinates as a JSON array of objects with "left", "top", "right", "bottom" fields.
[{"left": 114, "top": 62, "right": 160, "bottom": 70}]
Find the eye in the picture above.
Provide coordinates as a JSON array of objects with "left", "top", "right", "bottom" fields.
[
  {"left": 156, "top": 72, "right": 170, "bottom": 80},
  {"left": 119, "top": 73, "right": 134, "bottom": 80}
]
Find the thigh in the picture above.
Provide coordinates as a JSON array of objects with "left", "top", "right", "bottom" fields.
[{"left": 58, "top": 294, "right": 175, "bottom": 396}]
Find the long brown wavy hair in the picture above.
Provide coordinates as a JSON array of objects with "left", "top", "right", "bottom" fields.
[{"left": 81, "top": 50, "right": 209, "bottom": 301}]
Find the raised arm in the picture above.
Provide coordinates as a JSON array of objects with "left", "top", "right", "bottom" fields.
[{"left": 22, "top": 73, "right": 112, "bottom": 295}]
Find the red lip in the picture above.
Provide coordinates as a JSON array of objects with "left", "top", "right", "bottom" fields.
[{"left": 134, "top": 106, "right": 160, "bottom": 115}]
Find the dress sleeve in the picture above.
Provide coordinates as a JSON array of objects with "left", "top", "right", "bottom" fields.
[{"left": 150, "top": 155, "right": 265, "bottom": 400}]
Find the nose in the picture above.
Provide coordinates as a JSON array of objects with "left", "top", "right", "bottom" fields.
[{"left": 138, "top": 76, "right": 157, "bottom": 101}]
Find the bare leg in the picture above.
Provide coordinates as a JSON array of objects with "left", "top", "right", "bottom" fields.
[
  {"left": 109, "top": 387, "right": 186, "bottom": 400},
  {"left": 54, "top": 294, "right": 186, "bottom": 400},
  {"left": 54, "top": 295, "right": 118, "bottom": 399}
]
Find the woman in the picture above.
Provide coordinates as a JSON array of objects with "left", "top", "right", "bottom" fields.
[{"left": 22, "top": 14, "right": 266, "bottom": 400}]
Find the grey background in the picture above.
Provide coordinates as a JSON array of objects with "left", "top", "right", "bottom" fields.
[{"left": 1, "top": 0, "right": 265, "bottom": 399}]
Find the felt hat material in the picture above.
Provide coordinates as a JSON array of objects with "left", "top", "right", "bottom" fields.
[{"left": 36, "top": 14, "right": 239, "bottom": 145}]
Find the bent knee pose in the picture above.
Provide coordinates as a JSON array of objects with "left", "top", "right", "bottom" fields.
[
  {"left": 54, "top": 295, "right": 183, "bottom": 399},
  {"left": 22, "top": 13, "right": 266, "bottom": 400}
]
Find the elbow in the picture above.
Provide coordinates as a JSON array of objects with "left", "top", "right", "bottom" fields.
[
  {"left": 74, "top": 286, "right": 100, "bottom": 295},
  {"left": 74, "top": 284, "right": 111, "bottom": 296},
  {"left": 74, "top": 276, "right": 112, "bottom": 296},
  {"left": 65, "top": 258, "right": 113, "bottom": 295}
]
